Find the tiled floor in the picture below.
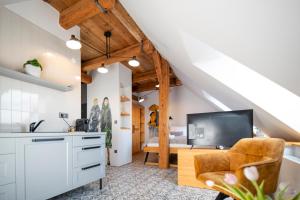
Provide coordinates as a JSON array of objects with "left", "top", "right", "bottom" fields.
[{"left": 51, "top": 153, "right": 218, "bottom": 200}]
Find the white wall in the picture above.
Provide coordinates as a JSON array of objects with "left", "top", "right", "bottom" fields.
[
  {"left": 87, "top": 63, "right": 132, "bottom": 166},
  {"left": 0, "top": 7, "right": 81, "bottom": 132},
  {"left": 140, "top": 85, "right": 217, "bottom": 143}
]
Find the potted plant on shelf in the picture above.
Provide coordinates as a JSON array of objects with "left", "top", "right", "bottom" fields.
[{"left": 23, "top": 58, "right": 43, "bottom": 78}]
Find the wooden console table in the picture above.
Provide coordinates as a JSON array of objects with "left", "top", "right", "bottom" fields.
[{"left": 177, "top": 148, "right": 227, "bottom": 188}]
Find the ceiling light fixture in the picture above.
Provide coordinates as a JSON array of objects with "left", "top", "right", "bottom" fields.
[
  {"left": 128, "top": 56, "right": 140, "bottom": 67},
  {"left": 97, "top": 64, "right": 108, "bottom": 74},
  {"left": 67, "top": 30, "right": 142, "bottom": 68},
  {"left": 66, "top": 35, "right": 82, "bottom": 50},
  {"left": 138, "top": 97, "right": 145, "bottom": 103}
]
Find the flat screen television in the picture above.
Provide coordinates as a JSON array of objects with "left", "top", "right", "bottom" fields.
[{"left": 187, "top": 109, "right": 253, "bottom": 148}]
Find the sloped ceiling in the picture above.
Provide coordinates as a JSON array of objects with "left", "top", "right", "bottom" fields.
[{"left": 120, "top": 0, "right": 300, "bottom": 141}]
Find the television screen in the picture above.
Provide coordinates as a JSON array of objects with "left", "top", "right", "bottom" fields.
[{"left": 187, "top": 109, "right": 253, "bottom": 147}]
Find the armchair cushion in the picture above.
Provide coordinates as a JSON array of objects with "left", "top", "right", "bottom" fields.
[{"left": 194, "top": 152, "right": 230, "bottom": 177}]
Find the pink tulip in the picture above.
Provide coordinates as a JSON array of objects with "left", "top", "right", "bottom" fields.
[
  {"left": 243, "top": 166, "right": 259, "bottom": 181},
  {"left": 224, "top": 173, "right": 238, "bottom": 185},
  {"left": 206, "top": 180, "right": 215, "bottom": 187}
]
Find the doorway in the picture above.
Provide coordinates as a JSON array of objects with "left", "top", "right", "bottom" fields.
[{"left": 132, "top": 102, "right": 145, "bottom": 154}]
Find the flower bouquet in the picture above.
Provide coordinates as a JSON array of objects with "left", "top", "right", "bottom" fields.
[{"left": 206, "top": 166, "right": 300, "bottom": 200}]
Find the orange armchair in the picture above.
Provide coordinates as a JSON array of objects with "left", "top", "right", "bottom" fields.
[{"left": 194, "top": 138, "right": 285, "bottom": 200}]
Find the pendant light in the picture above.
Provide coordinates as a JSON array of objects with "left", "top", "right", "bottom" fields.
[
  {"left": 97, "top": 64, "right": 108, "bottom": 74},
  {"left": 66, "top": 35, "right": 82, "bottom": 50},
  {"left": 138, "top": 96, "right": 145, "bottom": 103},
  {"left": 128, "top": 56, "right": 140, "bottom": 67}
]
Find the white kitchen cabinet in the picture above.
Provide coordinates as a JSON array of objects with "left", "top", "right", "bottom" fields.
[
  {"left": 0, "top": 183, "right": 16, "bottom": 200},
  {"left": 73, "top": 135, "right": 104, "bottom": 147},
  {"left": 0, "top": 138, "right": 15, "bottom": 154},
  {"left": 0, "top": 154, "right": 15, "bottom": 186},
  {"left": 0, "top": 132, "right": 106, "bottom": 200},
  {"left": 73, "top": 163, "right": 105, "bottom": 187},
  {"left": 16, "top": 136, "right": 73, "bottom": 200},
  {"left": 73, "top": 146, "right": 104, "bottom": 168}
]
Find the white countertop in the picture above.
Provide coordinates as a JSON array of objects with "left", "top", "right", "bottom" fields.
[{"left": 0, "top": 132, "right": 105, "bottom": 138}]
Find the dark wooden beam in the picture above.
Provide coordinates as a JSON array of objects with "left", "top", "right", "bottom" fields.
[{"left": 82, "top": 40, "right": 154, "bottom": 72}]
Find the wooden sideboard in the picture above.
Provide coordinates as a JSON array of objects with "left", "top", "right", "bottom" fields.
[{"left": 177, "top": 148, "right": 227, "bottom": 188}]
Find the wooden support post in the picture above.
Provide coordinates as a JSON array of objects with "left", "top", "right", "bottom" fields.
[
  {"left": 152, "top": 51, "right": 170, "bottom": 169},
  {"left": 158, "top": 58, "right": 170, "bottom": 169}
]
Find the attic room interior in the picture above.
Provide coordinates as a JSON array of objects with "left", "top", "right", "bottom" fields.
[{"left": 0, "top": 0, "right": 299, "bottom": 200}]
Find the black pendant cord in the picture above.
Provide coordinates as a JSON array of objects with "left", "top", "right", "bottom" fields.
[{"left": 80, "top": 40, "right": 106, "bottom": 56}]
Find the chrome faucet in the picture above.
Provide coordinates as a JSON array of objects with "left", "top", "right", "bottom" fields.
[{"left": 29, "top": 120, "right": 45, "bottom": 132}]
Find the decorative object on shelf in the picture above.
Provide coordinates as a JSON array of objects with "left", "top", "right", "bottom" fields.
[
  {"left": 0, "top": 66, "right": 72, "bottom": 92},
  {"left": 206, "top": 166, "right": 300, "bottom": 200},
  {"left": 120, "top": 95, "right": 130, "bottom": 102},
  {"left": 23, "top": 58, "right": 43, "bottom": 78},
  {"left": 148, "top": 104, "right": 159, "bottom": 138},
  {"left": 100, "top": 97, "right": 112, "bottom": 165},
  {"left": 121, "top": 112, "right": 130, "bottom": 116}
]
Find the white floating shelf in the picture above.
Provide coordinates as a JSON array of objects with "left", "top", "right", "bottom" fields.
[{"left": 0, "top": 66, "right": 72, "bottom": 92}]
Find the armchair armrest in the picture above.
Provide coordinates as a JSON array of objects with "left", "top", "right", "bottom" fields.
[
  {"left": 237, "top": 158, "right": 278, "bottom": 170},
  {"left": 194, "top": 152, "right": 230, "bottom": 178}
]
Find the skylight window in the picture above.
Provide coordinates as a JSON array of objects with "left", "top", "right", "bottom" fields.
[{"left": 181, "top": 32, "right": 300, "bottom": 132}]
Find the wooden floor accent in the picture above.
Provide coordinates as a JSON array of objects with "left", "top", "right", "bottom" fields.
[{"left": 177, "top": 148, "right": 227, "bottom": 188}]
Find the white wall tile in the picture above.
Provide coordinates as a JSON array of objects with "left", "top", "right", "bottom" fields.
[
  {"left": 0, "top": 76, "right": 11, "bottom": 110},
  {"left": 11, "top": 80, "right": 21, "bottom": 111},
  {"left": 0, "top": 109, "right": 11, "bottom": 132}
]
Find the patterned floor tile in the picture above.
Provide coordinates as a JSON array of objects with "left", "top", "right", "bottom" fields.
[{"left": 50, "top": 154, "right": 219, "bottom": 200}]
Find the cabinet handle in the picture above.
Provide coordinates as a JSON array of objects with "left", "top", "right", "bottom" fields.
[
  {"left": 82, "top": 146, "right": 101, "bottom": 150},
  {"left": 32, "top": 138, "right": 64, "bottom": 142},
  {"left": 82, "top": 136, "right": 101, "bottom": 140},
  {"left": 82, "top": 163, "right": 101, "bottom": 171}
]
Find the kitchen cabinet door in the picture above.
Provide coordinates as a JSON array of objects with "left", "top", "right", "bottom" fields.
[
  {"left": 0, "top": 184, "right": 16, "bottom": 200},
  {"left": 18, "top": 137, "right": 72, "bottom": 200}
]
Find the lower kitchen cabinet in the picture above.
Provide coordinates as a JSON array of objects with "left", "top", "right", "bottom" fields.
[
  {"left": 17, "top": 137, "right": 73, "bottom": 200},
  {"left": 0, "top": 132, "right": 107, "bottom": 200},
  {"left": 0, "top": 184, "right": 16, "bottom": 200}
]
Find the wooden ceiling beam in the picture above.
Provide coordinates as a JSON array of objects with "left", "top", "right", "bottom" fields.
[
  {"left": 82, "top": 40, "right": 154, "bottom": 72},
  {"left": 111, "top": 0, "right": 145, "bottom": 42},
  {"left": 132, "top": 70, "right": 175, "bottom": 84},
  {"left": 132, "top": 78, "right": 179, "bottom": 93},
  {"left": 81, "top": 73, "right": 92, "bottom": 84},
  {"left": 152, "top": 50, "right": 162, "bottom": 82},
  {"left": 132, "top": 70, "right": 156, "bottom": 84},
  {"left": 59, "top": 0, "right": 100, "bottom": 29}
]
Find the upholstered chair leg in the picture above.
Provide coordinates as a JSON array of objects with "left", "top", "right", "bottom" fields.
[{"left": 215, "top": 192, "right": 229, "bottom": 200}]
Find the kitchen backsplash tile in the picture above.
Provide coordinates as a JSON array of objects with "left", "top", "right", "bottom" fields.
[{"left": 0, "top": 75, "right": 80, "bottom": 133}]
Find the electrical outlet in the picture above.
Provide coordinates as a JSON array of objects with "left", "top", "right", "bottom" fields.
[
  {"left": 114, "top": 150, "right": 118, "bottom": 153},
  {"left": 59, "top": 112, "right": 69, "bottom": 119}
]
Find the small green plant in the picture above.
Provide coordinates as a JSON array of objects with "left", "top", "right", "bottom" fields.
[{"left": 23, "top": 59, "right": 43, "bottom": 71}]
